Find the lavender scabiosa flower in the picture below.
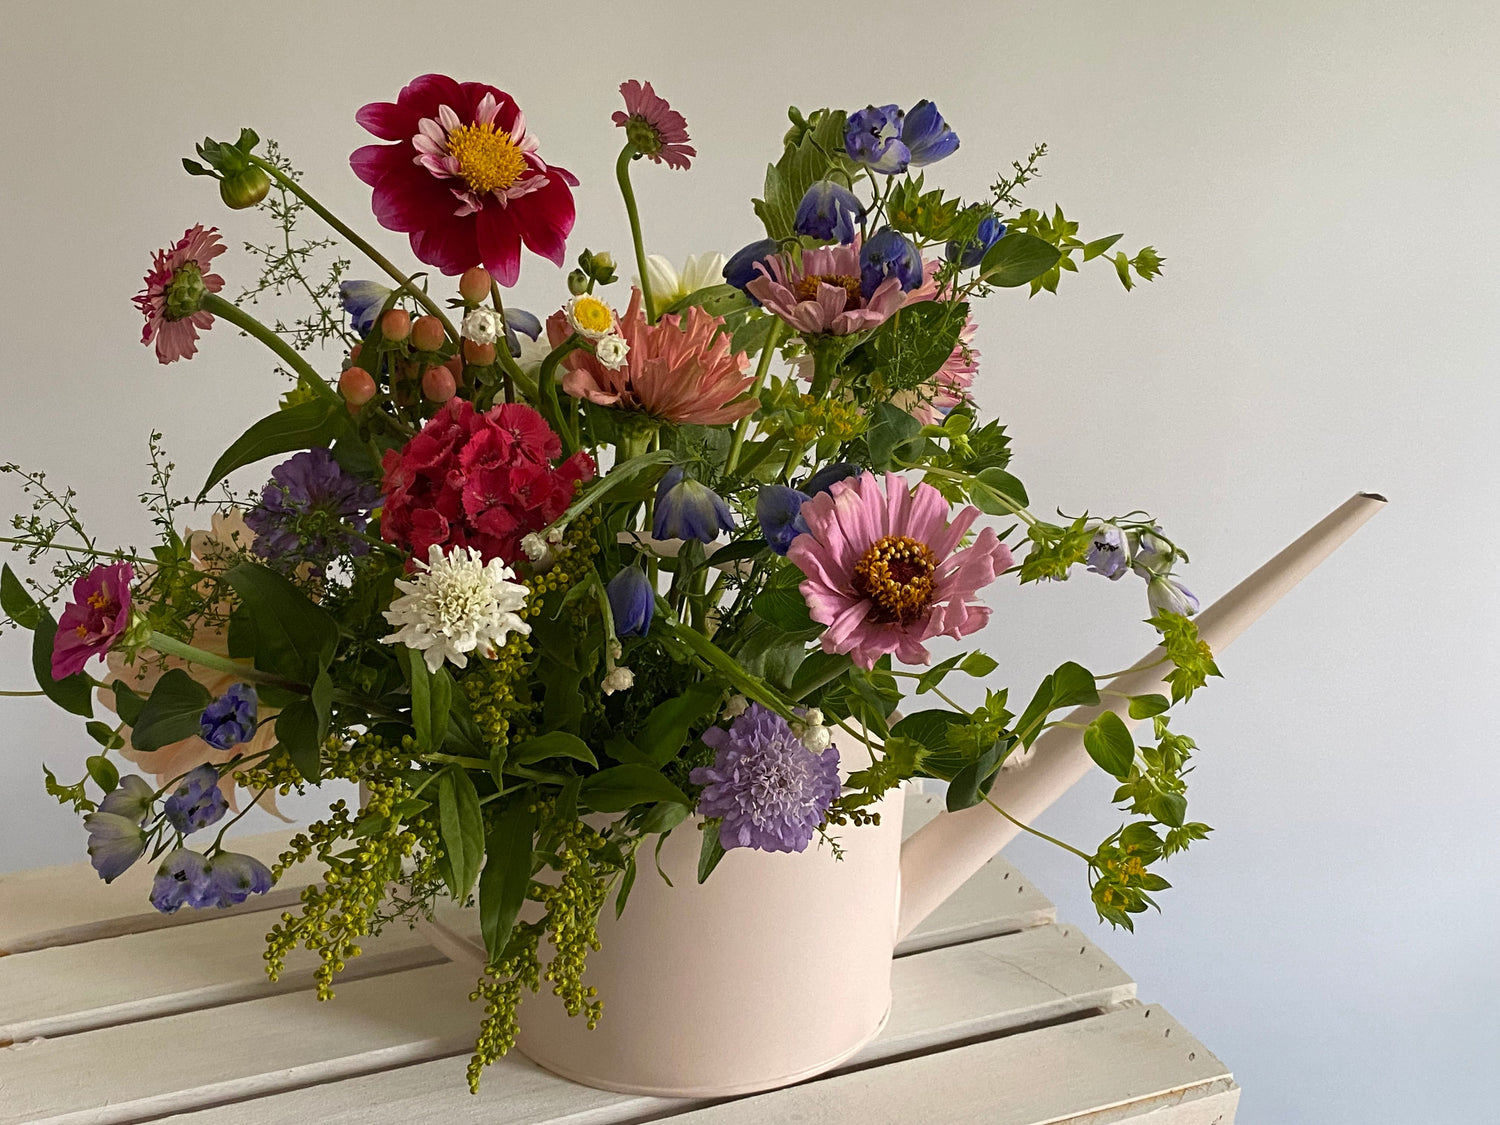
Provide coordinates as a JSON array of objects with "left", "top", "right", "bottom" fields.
[
  {"left": 199, "top": 682, "right": 258, "bottom": 750},
  {"left": 859, "top": 228, "right": 923, "bottom": 298},
  {"left": 244, "top": 448, "right": 380, "bottom": 576},
  {"left": 652, "top": 467, "right": 735, "bottom": 542},
  {"left": 1085, "top": 523, "right": 1131, "bottom": 580},
  {"left": 794, "top": 180, "right": 865, "bottom": 243},
  {"left": 607, "top": 566, "right": 655, "bottom": 638},
  {"left": 163, "top": 764, "right": 228, "bottom": 835},
  {"left": 690, "top": 703, "right": 841, "bottom": 853},
  {"left": 756, "top": 485, "right": 811, "bottom": 556},
  {"left": 84, "top": 812, "right": 148, "bottom": 882}
]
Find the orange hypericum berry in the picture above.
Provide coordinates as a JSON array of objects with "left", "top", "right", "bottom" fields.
[
  {"left": 463, "top": 339, "right": 496, "bottom": 365},
  {"left": 380, "top": 308, "right": 411, "bottom": 341},
  {"left": 458, "top": 267, "right": 493, "bottom": 304},
  {"left": 411, "top": 315, "right": 447, "bottom": 352},
  {"left": 422, "top": 364, "right": 457, "bottom": 403},
  {"left": 339, "top": 366, "right": 376, "bottom": 406}
]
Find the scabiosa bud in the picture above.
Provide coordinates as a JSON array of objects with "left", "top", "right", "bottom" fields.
[
  {"left": 1147, "top": 575, "right": 1200, "bottom": 617},
  {"left": 756, "top": 485, "right": 812, "bottom": 556},
  {"left": 652, "top": 467, "right": 735, "bottom": 542},
  {"left": 607, "top": 566, "right": 655, "bottom": 638},
  {"left": 199, "top": 683, "right": 258, "bottom": 750},
  {"left": 945, "top": 209, "right": 1006, "bottom": 269},
  {"left": 859, "top": 227, "right": 923, "bottom": 298},
  {"left": 84, "top": 812, "right": 148, "bottom": 882},
  {"left": 339, "top": 280, "right": 392, "bottom": 335},
  {"left": 724, "top": 238, "right": 782, "bottom": 297},
  {"left": 900, "top": 100, "right": 959, "bottom": 166},
  {"left": 1084, "top": 523, "right": 1132, "bottom": 580},
  {"left": 793, "top": 180, "right": 866, "bottom": 244},
  {"left": 845, "top": 104, "right": 909, "bottom": 174},
  {"left": 601, "top": 665, "right": 635, "bottom": 695}
]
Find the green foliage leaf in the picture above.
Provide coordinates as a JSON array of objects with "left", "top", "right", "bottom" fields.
[
  {"left": 579, "top": 764, "right": 691, "bottom": 813},
  {"left": 1082, "top": 233, "right": 1124, "bottom": 261},
  {"left": 789, "top": 650, "right": 852, "bottom": 700},
  {"left": 698, "top": 823, "right": 728, "bottom": 884},
  {"left": 110, "top": 680, "right": 145, "bottom": 727},
  {"left": 44, "top": 764, "right": 94, "bottom": 813},
  {"left": 960, "top": 652, "right": 999, "bottom": 678},
  {"left": 131, "top": 668, "right": 213, "bottom": 751},
  {"left": 1083, "top": 711, "right": 1136, "bottom": 779},
  {"left": 223, "top": 562, "right": 339, "bottom": 682},
  {"left": 405, "top": 653, "right": 453, "bottom": 753},
  {"left": 970, "top": 467, "right": 1030, "bottom": 514},
  {"left": 945, "top": 737, "right": 1012, "bottom": 812},
  {"left": 979, "top": 232, "right": 1062, "bottom": 288},
  {"left": 512, "top": 731, "right": 598, "bottom": 768},
  {"left": 86, "top": 721, "right": 124, "bottom": 750},
  {"left": 861, "top": 301, "right": 969, "bottom": 394},
  {"left": 1128, "top": 693, "right": 1171, "bottom": 719},
  {"left": 1, "top": 564, "right": 41, "bottom": 628},
  {"left": 30, "top": 611, "right": 95, "bottom": 718},
  {"left": 437, "top": 766, "right": 485, "bottom": 901},
  {"left": 479, "top": 796, "right": 539, "bottom": 962},
  {"left": 200, "top": 399, "right": 346, "bottom": 497},
  {"left": 866, "top": 402, "right": 924, "bottom": 471},
  {"left": 1149, "top": 790, "right": 1187, "bottom": 828},
  {"left": 753, "top": 109, "right": 855, "bottom": 240},
  {"left": 85, "top": 754, "right": 119, "bottom": 793},
  {"left": 752, "top": 585, "right": 815, "bottom": 633},
  {"left": 635, "top": 682, "right": 722, "bottom": 767}
]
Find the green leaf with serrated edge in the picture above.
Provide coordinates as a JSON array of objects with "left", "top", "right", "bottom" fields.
[
  {"left": 223, "top": 562, "right": 339, "bottom": 683},
  {"left": 131, "top": 668, "right": 213, "bottom": 752},
  {"left": 1, "top": 564, "right": 41, "bottom": 628},
  {"left": 513, "top": 731, "right": 598, "bottom": 767},
  {"left": 31, "top": 611, "right": 95, "bottom": 718},
  {"left": 979, "top": 232, "right": 1062, "bottom": 287},
  {"left": 200, "top": 399, "right": 346, "bottom": 497},
  {"left": 86, "top": 754, "right": 119, "bottom": 793},
  {"left": 1128, "top": 693, "right": 1171, "bottom": 719},
  {"left": 960, "top": 652, "right": 999, "bottom": 678},
  {"left": 579, "top": 764, "right": 691, "bottom": 813},
  {"left": 636, "top": 682, "right": 722, "bottom": 766},
  {"left": 1082, "top": 233, "right": 1124, "bottom": 261},
  {"left": 437, "top": 766, "right": 484, "bottom": 901},
  {"left": 1083, "top": 711, "right": 1136, "bottom": 779},
  {"left": 479, "top": 796, "right": 539, "bottom": 962},
  {"left": 698, "top": 823, "right": 728, "bottom": 884}
]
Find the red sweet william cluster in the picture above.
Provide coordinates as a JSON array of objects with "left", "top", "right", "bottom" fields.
[{"left": 379, "top": 400, "right": 595, "bottom": 565}]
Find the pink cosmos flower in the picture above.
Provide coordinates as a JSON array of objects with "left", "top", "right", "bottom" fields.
[
  {"left": 555, "top": 288, "right": 757, "bottom": 426},
  {"left": 612, "top": 80, "right": 695, "bottom": 170},
  {"left": 787, "top": 472, "right": 1012, "bottom": 668},
  {"left": 747, "top": 243, "right": 907, "bottom": 337},
  {"left": 133, "top": 225, "right": 225, "bottom": 364},
  {"left": 902, "top": 314, "right": 980, "bottom": 424},
  {"left": 52, "top": 561, "right": 134, "bottom": 680}
]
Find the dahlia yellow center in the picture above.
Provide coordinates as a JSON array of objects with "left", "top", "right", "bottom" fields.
[
  {"left": 446, "top": 123, "right": 527, "bottom": 195},
  {"left": 793, "top": 273, "right": 863, "bottom": 304},
  {"left": 852, "top": 535, "right": 937, "bottom": 624},
  {"left": 571, "top": 295, "right": 615, "bottom": 335}
]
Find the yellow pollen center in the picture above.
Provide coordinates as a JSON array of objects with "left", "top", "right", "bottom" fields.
[
  {"left": 87, "top": 591, "right": 111, "bottom": 611},
  {"left": 571, "top": 296, "right": 614, "bottom": 334},
  {"left": 852, "top": 535, "right": 938, "bottom": 624},
  {"left": 446, "top": 123, "right": 527, "bottom": 195},
  {"left": 793, "top": 273, "right": 862, "bottom": 305}
]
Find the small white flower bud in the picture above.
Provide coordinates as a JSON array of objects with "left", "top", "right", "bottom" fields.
[
  {"left": 602, "top": 666, "right": 635, "bottom": 695},
  {"left": 722, "top": 693, "right": 749, "bottom": 719},
  {"left": 595, "top": 333, "right": 630, "bottom": 370},
  {"left": 460, "top": 307, "right": 501, "bottom": 345}
]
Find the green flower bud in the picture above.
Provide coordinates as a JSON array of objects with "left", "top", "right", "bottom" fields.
[
  {"left": 220, "top": 166, "right": 271, "bottom": 210},
  {"left": 567, "top": 269, "right": 589, "bottom": 296}
]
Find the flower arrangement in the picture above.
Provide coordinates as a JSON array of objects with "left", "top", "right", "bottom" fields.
[{"left": 1, "top": 76, "right": 1219, "bottom": 1091}]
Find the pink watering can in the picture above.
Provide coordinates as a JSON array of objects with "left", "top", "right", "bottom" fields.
[{"left": 421, "top": 492, "right": 1385, "bottom": 1097}]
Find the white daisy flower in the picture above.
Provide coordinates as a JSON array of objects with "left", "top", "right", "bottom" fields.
[
  {"left": 461, "top": 307, "right": 502, "bottom": 345},
  {"left": 382, "top": 545, "right": 530, "bottom": 673},
  {"left": 641, "top": 252, "right": 728, "bottom": 307},
  {"left": 594, "top": 333, "right": 630, "bottom": 370},
  {"left": 564, "top": 294, "right": 617, "bottom": 340}
]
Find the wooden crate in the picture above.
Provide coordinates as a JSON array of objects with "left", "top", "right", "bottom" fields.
[{"left": 0, "top": 793, "right": 1238, "bottom": 1124}]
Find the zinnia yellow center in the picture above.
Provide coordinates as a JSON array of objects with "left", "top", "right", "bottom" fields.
[
  {"left": 571, "top": 296, "right": 614, "bottom": 335},
  {"left": 446, "top": 123, "right": 527, "bottom": 195},
  {"left": 852, "top": 535, "right": 937, "bottom": 624},
  {"left": 793, "top": 273, "right": 862, "bottom": 304}
]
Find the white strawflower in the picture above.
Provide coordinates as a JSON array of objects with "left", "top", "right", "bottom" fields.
[
  {"left": 520, "top": 533, "right": 549, "bottom": 562},
  {"left": 595, "top": 333, "right": 630, "bottom": 370},
  {"left": 722, "top": 693, "right": 749, "bottom": 719},
  {"left": 545, "top": 526, "right": 566, "bottom": 544},
  {"left": 791, "top": 707, "right": 832, "bottom": 752},
  {"left": 382, "top": 545, "right": 530, "bottom": 673},
  {"left": 564, "top": 294, "right": 617, "bottom": 340},
  {"left": 602, "top": 666, "right": 635, "bottom": 695},
  {"left": 461, "top": 307, "right": 502, "bottom": 345}
]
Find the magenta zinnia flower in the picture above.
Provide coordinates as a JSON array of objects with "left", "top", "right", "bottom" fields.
[
  {"left": 353, "top": 75, "right": 578, "bottom": 284},
  {"left": 52, "top": 561, "right": 134, "bottom": 680},
  {"left": 612, "top": 80, "right": 695, "bottom": 170},
  {"left": 555, "top": 288, "right": 758, "bottom": 426},
  {"left": 787, "top": 473, "right": 1012, "bottom": 668},
  {"left": 133, "top": 225, "right": 225, "bottom": 364},
  {"left": 747, "top": 243, "right": 908, "bottom": 337}
]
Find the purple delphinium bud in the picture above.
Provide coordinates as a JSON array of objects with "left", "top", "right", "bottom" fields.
[
  {"left": 845, "top": 104, "right": 909, "bottom": 174},
  {"left": 860, "top": 227, "right": 923, "bottom": 298},
  {"left": 607, "top": 566, "right": 655, "bottom": 638},
  {"left": 724, "top": 238, "right": 782, "bottom": 300},
  {"left": 339, "top": 280, "right": 392, "bottom": 335},
  {"left": 502, "top": 307, "right": 543, "bottom": 358},
  {"left": 793, "top": 180, "right": 865, "bottom": 244},
  {"left": 83, "top": 812, "right": 148, "bottom": 882},
  {"left": 150, "top": 848, "right": 216, "bottom": 913},
  {"left": 1147, "top": 575, "right": 1200, "bottom": 618},
  {"left": 244, "top": 448, "right": 380, "bottom": 577},
  {"left": 945, "top": 209, "right": 1006, "bottom": 269},
  {"left": 801, "top": 463, "right": 862, "bottom": 497},
  {"left": 1085, "top": 523, "right": 1132, "bottom": 581},
  {"left": 163, "top": 764, "right": 228, "bottom": 835},
  {"left": 690, "top": 703, "right": 841, "bottom": 853},
  {"left": 207, "top": 852, "right": 275, "bottom": 906},
  {"left": 199, "top": 682, "right": 258, "bottom": 750},
  {"left": 756, "top": 486, "right": 812, "bottom": 556},
  {"left": 98, "top": 773, "right": 155, "bottom": 823},
  {"left": 652, "top": 467, "right": 735, "bottom": 542},
  {"left": 900, "top": 100, "right": 959, "bottom": 166}
]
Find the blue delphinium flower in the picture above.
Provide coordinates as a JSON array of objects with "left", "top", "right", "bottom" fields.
[
  {"left": 690, "top": 703, "right": 841, "bottom": 853},
  {"left": 339, "top": 280, "right": 393, "bottom": 335},
  {"left": 151, "top": 848, "right": 216, "bottom": 912},
  {"left": 901, "top": 100, "right": 959, "bottom": 165},
  {"left": 802, "top": 463, "right": 862, "bottom": 496},
  {"left": 757, "top": 486, "right": 812, "bottom": 556},
  {"left": 845, "top": 104, "right": 909, "bottom": 174},
  {"left": 724, "top": 238, "right": 782, "bottom": 298},
  {"left": 945, "top": 209, "right": 1006, "bottom": 269},
  {"left": 199, "top": 682, "right": 258, "bottom": 750},
  {"left": 502, "top": 307, "right": 543, "bottom": 358},
  {"left": 1147, "top": 575, "right": 1200, "bottom": 618},
  {"left": 84, "top": 811, "right": 148, "bottom": 882},
  {"left": 163, "top": 764, "right": 227, "bottom": 835},
  {"left": 793, "top": 181, "right": 865, "bottom": 244},
  {"left": 653, "top": 467, "right": 735, "bottom": 542},
  {"left": 1084, "top": 523, "right": 1131, "bottom": 580},
  {"left": 206, "top": 852, "right": 275, "bottom": 906},
  {"left": 98, "top": 773, "right": 155, "bottom": 822},
  {"left": 244, "top": 448, "right": 380, "bottom": 576},
  {"left": 860, "top": 228, "right": 923, "bottom": 298},
  {"left": 607, "top": 566, "right": 655, "bottom": 637}
]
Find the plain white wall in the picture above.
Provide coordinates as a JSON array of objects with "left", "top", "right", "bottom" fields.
[{"left": 1, "top": 2, "right": 1496, "bottom": 1120}]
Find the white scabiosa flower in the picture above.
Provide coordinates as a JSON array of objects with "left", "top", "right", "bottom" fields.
[
  {"left": 601, "top": 665, "right": 635, "bottom": 695},
  {"left": 564, "top": 294, "right": 617, "bottom": 340},
  {"left": 382, "top": 545, "right": 531, "bottom": 673},
  {"left": 594, "top": 333, "right": 630, "bottom": 370},
  {"left": 461, "top": 306, "right": 502, "bottom": 345},
  {"left": 519, "top": 533, "right": 549, "bottom": 562}
]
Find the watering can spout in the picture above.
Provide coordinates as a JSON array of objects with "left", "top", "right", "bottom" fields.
[{"left": 895, "top": 491, "right": 1387, "bottom": 940}]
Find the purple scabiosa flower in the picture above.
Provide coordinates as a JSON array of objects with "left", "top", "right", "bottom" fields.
[
  {"left": 1085, "top": 523, "right": 1131, "bottom": 580},
  {"left": 98, "top": 773, "right": 155, "bottom": 822},
  {"left": 756, "top": 485, "right": 811, "bottom": 556},
  {"left": 207, "top": 852, "right": 275, "bottom": 905},
  {"left": 607, "top": 566, "right": 655, "bottom": 638},
  {"left": 339, "top": 280, "right": 392, "bottom": 334},
  {"left": 794, "top": 181, "right": 865, "bottom": 244},
  {"left": 802, "top": 462, "right": 862, "bottom": 497},
  {"left": 84, "top": 812, "right": 148, "bottom": 882},
  {"left": 163, "top": 764, "right": 228, "bottom": 835},
  {"left": 151, "top": 848, "right": 216, "bottom": 912},
  {"left": 199, "top": 682, "right": 259, "bottom": 750},
  {"left": 900, "top": 100, "right": 959, "bottom": 166},
  {"left": 845, "top": 104, "right": 909, "bottom": 174},
  {"left": 945, "top": 209, "right": 1006, "bottom": 269},
  {"left": 244, "top": 448, "right": 380, "bottom": 576},
  {"left": 652, "top": 467, "right": 735, "bottom": 542},
  {"left": 691, "top": 703, "right": 841, "bottom": 853},
  {"left": 1147, "top": 575, "right": 1199, "bottom": 618},
  {"left": 860, "top": 227, "right": 923, "bottom": 298},
  {"left": 723, "top": 238, "right": 782, "bottom": 298}
]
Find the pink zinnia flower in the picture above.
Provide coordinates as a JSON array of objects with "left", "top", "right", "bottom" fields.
[
  {"left": 52, "top": 561, "right": 134, "bottom": 680},
  {"left": 788, "top": 473, "right": 1012, "bottom": 668},
  {"left": 555, "top": 288, "right": 757, "bottom": 426},
  {"left": 353, "top": 75, "right": 578, "bottom": 284},
  {"left": 902, "top": 314, "right": 980, "bottom": 424},
  {"left": 747, "top": 243, "right": 907, "bottom": 337},
  {"left": 133, "top": 225, "right": 225, "bottom": 364},
  {"left": 612, "top": 80, "right": 695, "bottom": 170}
]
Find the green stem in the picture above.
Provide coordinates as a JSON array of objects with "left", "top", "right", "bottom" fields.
[
  {"left": 421, "top": 752, "right": 497, "bottom": 771},
  {"left": 249, "top": 154, "right": 458, "bottom": 341},
  {"left": 0, "top": 689, "right": 46, "bottom": 696},
  {"left": 488, "top": 283, "right": 541, "bottom": 404},
  {"left": 982, "top": 794, "right": 1095, "bottom": 862},
  {"left": 0, "top": 537, "right": 151, "bottom": 564},
  {"left": 725, "top": 319, "right": 783, "bottom": 476},
  {"left": 145, "top": 631, "right": 304, "bottom": 690},
  {"left": 200, "top": 294, "right": 339, "bottom": 405},
  {"left": 1092, "top": 655, "right": 1171, "bottom": 681},
  {"left": 616, "top": 145, "right": 656, "bottom": 322}
]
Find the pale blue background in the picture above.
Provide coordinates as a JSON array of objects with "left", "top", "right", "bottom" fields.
[{"left": 1, "top": 2, "right": 1496, "bottom": 1120}]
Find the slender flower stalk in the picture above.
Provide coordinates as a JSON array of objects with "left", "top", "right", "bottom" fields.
[{"left": 616, "top": 146, "right": 655, "bottom": 322}]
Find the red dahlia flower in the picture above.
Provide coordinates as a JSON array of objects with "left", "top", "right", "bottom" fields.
[
  {"left": 380, "top": 399, "right": 594, "bottom": 566},
  {"left": 352, "top": 74, "right": 578, "bottom": 285}
]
